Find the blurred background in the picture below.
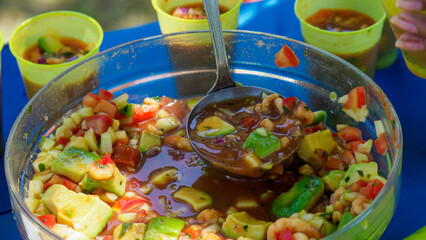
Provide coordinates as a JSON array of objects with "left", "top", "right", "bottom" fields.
[{"left": 0, "top": 0, "right": 157, "bottom": 42}]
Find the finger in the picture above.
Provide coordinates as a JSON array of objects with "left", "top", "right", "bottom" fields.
[
  {"left": 395, "top": 33, "right": 426, "bottom": 51},
  {"left": 391, "top": 12, "right": 426, "bottom": 38},
  {"left": 396, "top": 0, "right": 426, "bottom": 11}
]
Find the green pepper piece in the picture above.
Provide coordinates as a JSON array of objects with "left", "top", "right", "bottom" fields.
[
  {"left": 145, "top": 216, "right": 186, "bottom": 240},
  {"left": 242, "top": 128, "right": 281, "bottom": 159},
  {"left": 310, "top": 110, "right": 327, "bottom": 125},
  {"left": 271, "top": 175, "right": 324, "bottom": 217},
  {"left": 119, "top": 103, "right": 133, "bottom": 117},
  {"left": 337, "top": 212, "right": 356, "bottom": 230}
]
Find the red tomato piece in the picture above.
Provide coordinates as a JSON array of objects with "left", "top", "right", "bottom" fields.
[
  {"left": 159, "top": 96, "right": 175, "bottom": 106},
  {"left": 97, "top": 88, "right": 114, "bottom": 102},
  {"left": 341, "top": 149, "right": 356, "bottom": 166},
  {"left": 85, "top": 115, "right": 114, "bottom": 135},
  {"left": 94, "top": 236, "right": 113, "bottom": 240},
  {"left": 282, "top": 97, "right": 297, "bottom": 113},
  {"left": 338, "top": 126, "right": 362, "bottom": 142},
  {"left": 241, "top": 116, "right": 256, "bottom": 128},
  {"left": 374, "top": 133, "right": 388, "bottom": 155},
  {"left": 275, "top": 228, "right": 295, "bottom": 240},
  {"left": 132, "top": 105, "right": 157, "bottom": 123},
  {"left": 37, "top": 215, "right": 56, "bottom": 229},
  {"left": 275, "top": 44, "right": 299, "bottom": 68},
  {"left": 182, "top": 226, "right": 202, "bottom": 239},
  {"left": 349, "top": 140, "right": 366, "bottom": 152},
  {"left": 348, "top": 180, "right": 367, "bottom": 192},
  {"left": 113, "top": 196, "right": 147, "bottom": 213},
  {"left": 82, "top": 92, "right": 100, "bottom": 108},
  {"left": 371, "top": 179, "right": 384, "bottom": 199},
  {"left": 356, "top": 87, "right": 366, "bottom": 107},
  {"left": 359, "top": 183, "right": 373, "bottom": 199},
  {"left": 98, "top": 152, "right": 114, "bottom": 165},
  {"left": 44, "top": 174, "right": 64, "bottom": 191},
  {"left": 343, "top": 88, "right": 359, "bottom": 109},
  {"left": 93, "top": 99, "right": 117, "bottom": 118},
  {"left": 61, "top": 176, "right": 77, "bottom": 191},
  {"left": 54, "top": 136, "right": 69, "bottom": 147},
  {"left": 112, "top": 144, "right": 142, "bottom": 167}
]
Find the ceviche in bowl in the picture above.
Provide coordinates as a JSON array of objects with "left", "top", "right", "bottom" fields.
[{"left": 5, "top": 30, "right": 402, "bottom": 240}]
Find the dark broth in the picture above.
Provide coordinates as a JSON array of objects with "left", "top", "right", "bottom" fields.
[{"left": 306, "top": 9, "right": 376, "bottom": 32}]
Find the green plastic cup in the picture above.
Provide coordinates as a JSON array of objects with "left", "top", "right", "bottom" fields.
[
  {"left": 152, "top": 0, "right": 243, "bottom": 34},
  {"left": 295, "top": 0, "right": 386, "bottom": 78},
  {"left": 10, "top": 11, "right": 103, "bottom": 99},
  {"left": 381, "top": 0, "right": 426, "bottom": 78}
]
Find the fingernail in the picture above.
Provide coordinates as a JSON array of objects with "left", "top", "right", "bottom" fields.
[
  {"left": 395, "top": 34, "right": 425, "bottom": 51},
  {"left": 396, "top": 0, "right": 423, "bottom": 11},
  {"left": 391, "top": 15, "right": 418, "bottom": 34}
]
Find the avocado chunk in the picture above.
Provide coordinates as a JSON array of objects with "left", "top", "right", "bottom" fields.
[
  {"left": 113, "top": 222, "right": 146, "bottom": 240},
  {"left": 81, "top": 167, "right": 126, "bottom": 196},
  {"left": 42, "top": 184, "right": 77, "bottom": 215},
  {"left": 272, "top": 175, "right": 324, "bottom": 218},
  {"left": 242, "top": 128, "right": 281, "bottom": 159},
  {"left": 57, "top": 193, "right": 113, "bottom": 239},
  {"left": 196, "top": 116, "right": 235, "bottom": 137},
  {"left": 149, "top": 167, "right": 178, "bottom": 189},
  {"left": 139, "top": 130, "right": 161, "bottom": 153},
  {"left": 321, "top": 170, "right": 346, "bottom": 192},
  {"left": 51, "top": 147, "right": 100, "bottom": 182},
  {"left": 222, "top": 211, "right": 271, "bottom": 240},
  {"left": 145, "top": 216, "right": 185, "bottom": 240},
  {"left": 337, "top": 212, "right": 356, "bottom": 230},
  {"left": 65, "top": 136, "right": 89, "bottom": 152},
  {"left": 340, "top": 162, "right": 378, "bottom": 187},
  {"left": 38, "top": 36, "right": 64, "bottom": 53},
  {"left": 320, "top": 219, "right": 337, "bottom": 236},
  {"left": 173, "top": 186, "right": 212, "bottom": 211},
  {"left": 297, "top": 129, "right": 337, "bottom": 170}
]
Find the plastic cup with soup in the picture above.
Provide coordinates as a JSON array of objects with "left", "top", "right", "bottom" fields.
[
  {"left": 294, "top": 0, "right": 386, "bottom": 79},
  {"left": 152, "top": 0, "right": 243, "bottom": 34},
  {"left": 10, "top": 11, "right": 103, "bottom": 99},
  {"left": 381, "top": 0, "right": 426, "bottom": 78}
]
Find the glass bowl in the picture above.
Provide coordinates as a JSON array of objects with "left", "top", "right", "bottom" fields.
[{"left": 5, "top": 30, "right": 402, "bottom": 240}]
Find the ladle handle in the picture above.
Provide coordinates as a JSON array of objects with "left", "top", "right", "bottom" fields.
[{"left": 203, "top": 0, "right": 236, "bottom": 94}]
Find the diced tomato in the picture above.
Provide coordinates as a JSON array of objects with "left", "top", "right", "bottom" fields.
[
  {"left": 344, "top": 87, "right": 366, "bottom": 109},
  {"left": 182, "top": 225, "right": 202, "bottom": 239},
  {"left": 82, "top": 92, "right": 100, "bottom": 108},
  {"left": 94, "top": 236, "right": 113, "bottom": 240},
  {"left": 61, "top": 176, "right": 78, "bottom": 191},
  {"left": 374, "top": 133, "right": 388, "bottom": 155},
  {"left": 305, "top": 124, "right": 323, "bottom": 135},
  {"left": 72, "top": 124, "right": 82, "bottom": 135},
  {"left": 360, "top": 179, "right": 384, "bottom": 199},
  {"left": 37, "top": 215, "right": 56, "bottom": 229},
  {"left": 241, "top": 117, "right": 256, "bottom": 128},
  {"left": 44, "top": 174, "right": 64, "bottom": 191},
  {"left": 54, "top": 136, "right": 69, "bottom": 147},
  {"left": 132, "top": 105, "right": 157, "bottom": 123},
  {"left": 341, "top": 150, "right": 356, "bottom": 166},
  {"left": 112, "top": 144, "right": 142, "bottom": 167},
  {"left": 137, "top": 119, "right": 156, "bottom": 131},
  {"left": 349, "top": 140, "right": 366, "bottom": 152},
  {"left": 275, "top": 228, "right": 294, "bottom": 240},
  {"left": 113, "top": 196, "right": 147, "bottom": 213},
  {"left": 371, "top": 179, "right": 384, "bottom": 199},
  {"left": 275, "top": 44, "right": 299, "bottom": 68},
  {"left": 348, "top": 180, "right": 367, "bottom": 192},
  {"left": 338, "top": 126, "right": 362, "bottom": 142},
  {"left": 93, "top": 99, "right": 117, "bottom": 118},
  {"left": 98, "top": 152, "right": 114, "bottom": 165},
  {"left": 97, "top": 88, "right": 114, "bottom": 102},
  {"left": 356, "top": 87, "right": 366, "bottom": 107},
  {"left": 159, "top": 96, "right": 175, "bottom": 106},
  {"left": 85, "top": 115, "right": 113, "bottom": 135},
  {"left": 315, "top": 148, "right": 328, "bottom": 162},
  {"left": 324, "top": 156, "right": 344, "bottom": 171},
  {"left": 282, "top": 97, "right": 297, "bottom": 113}
]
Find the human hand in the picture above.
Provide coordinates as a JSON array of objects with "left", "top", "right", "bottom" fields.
[{"left": 391, "top": 0, "right": 426, "bottom": 51}]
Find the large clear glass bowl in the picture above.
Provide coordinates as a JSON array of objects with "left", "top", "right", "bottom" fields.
[{"left": 5, "top": 30, "right": 402, "bottom": 240}]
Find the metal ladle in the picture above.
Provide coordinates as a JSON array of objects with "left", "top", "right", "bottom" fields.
[{"left": 186, "top": 0, "right": 300, "bottom": 178}]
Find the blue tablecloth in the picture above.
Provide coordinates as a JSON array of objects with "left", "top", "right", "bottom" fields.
[{"left": 1, "top": 0, "right": 425, "bottom": 239}]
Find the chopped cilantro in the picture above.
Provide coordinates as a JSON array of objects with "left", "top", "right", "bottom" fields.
[
  {"left": 345, "top": 176, "right": 350, "bottom": 182},
  {"left": 283, "top": 106, "right": 289, "bottom": 115},
  {"left": 367, "top": 174, "right": 371, "bottom": 178},
  {"left": 64, "top": 210, "right": 73, "bottom": 217},
  {"left": 38, "top": 163, "right": 45, "bottom": 172},
  {"left": 39, "top": 136, "right": 46, "bottom": 148},
  {"left": 373, "top": 182, "right": 378, "bottom": 186},
  {"left": 28, "top": 105, "right": 32, "bottom": 114},
  {"left": 153, "top": 96, "right": 160, "bottom": 101},
  {"left": 119, "top": 223, "right": 132, "bottom": 238},
  {"left": 357, "top": 170, "right": 364, "bottom": 177},
  {"left": 243, "top": 225, "right": 248, "bottom": 231}
]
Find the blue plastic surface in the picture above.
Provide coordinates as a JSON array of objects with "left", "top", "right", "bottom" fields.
[{"left": 1, "top": 0, "right": 425, "bottom": 239}]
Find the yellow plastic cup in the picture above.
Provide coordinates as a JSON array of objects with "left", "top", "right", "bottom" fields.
[
  {"left": 10, "top": 11, "right": 103, "bottom": 99},
  {"left": 152, "top": 0, "right": 243, "bottom": 34},
  {"left": 381, "top": 0, "right": 426, "bottom": 78},
  {"left": 0, "top": 30, "right": 4, "bottom": 151},
  {"left": 295, "top": 0, "right": 386, "bottom": 78}
]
